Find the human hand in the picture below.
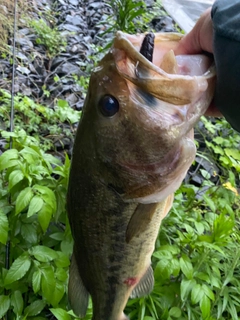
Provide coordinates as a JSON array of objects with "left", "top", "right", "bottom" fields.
[{"left": 175, "top": 7, "right": 222, "bottom": 117}]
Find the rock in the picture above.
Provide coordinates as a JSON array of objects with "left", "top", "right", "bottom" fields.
[
  {"left": 16, "top": 66, "right": 31, "bottom": 75},
  {"left": 151, "top": 15, "right": 177, "bottom": 32}
]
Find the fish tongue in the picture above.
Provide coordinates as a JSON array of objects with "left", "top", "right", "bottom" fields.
[{"left": 160, "top": 49, "right": 179, "bottom": 74}]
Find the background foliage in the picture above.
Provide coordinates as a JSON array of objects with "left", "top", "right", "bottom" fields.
[{"left": 0, "top": 0, "right": 239, "bottom": 319}]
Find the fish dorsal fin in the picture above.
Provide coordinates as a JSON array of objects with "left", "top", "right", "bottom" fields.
[
  {"left": 130, "top": 265, "right": 154, "bottom": 298},
  {"left": 126, "top": 202, "right": 159, "bottom": 243},
  {"left": 68, "top": 252, "right": 89, "bottom": 317},
  {"left": 160, "top": 49, "right": 178, "bottom": 74}
]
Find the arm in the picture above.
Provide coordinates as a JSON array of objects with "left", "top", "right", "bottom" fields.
[{"left": 175, "top": 0, "right": 240, "bottom": 132}]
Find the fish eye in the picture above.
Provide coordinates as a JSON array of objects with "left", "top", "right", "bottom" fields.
[{"left": 99, "top": 95, "right": 119, "bottom": 117}]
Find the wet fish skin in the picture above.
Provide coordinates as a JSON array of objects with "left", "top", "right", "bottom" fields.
[{"left": 67, "top": 31, "right": 215, "bottom": 320}]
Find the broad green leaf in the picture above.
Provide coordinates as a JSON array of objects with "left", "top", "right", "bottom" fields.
[
  {"left": 8, "top": 169, "right": 24, "bottom": 190},
  {"left": 29, "top": 245, "right": 58, "bottom": 262},
  {"left": 15, "top": 187, "right": 33, "bottom": 215},
  {"left": 55, "top": 268, "right": 68, "bottom": 282},
  {"left": 34, "top": 184, "right": 56, "bottom": 208},
  {"left": 20, "top": 146, "right": 41, "bottom": 158},
  {"left": 50, "top": 232, "right": 64, "bottom": 241},
  {"left": 180, "top": 254, "right": 193, "bottom": 279},
  {"left": 32, "top": 269, "right": 42, "bottom": 293},
  {"left": 41, "top": 266, "right": 56, "bottom": 305},
  {"left": 202, "top": 284, "right": 215, "bottom": 301},
  {"left": 55, "top": 252, "right": 70, "bottom": 268},
  {"left": 225, "top": 148, "right": 240, "bottom": 160},
  {"left": 0, "top": 149, "right": 19, "bottom": 171},
  {"left": 0, "top": 295, "right": 10, "bottom": 318},
  {"left": 4, "top": 253, "right": 31, "bottom": 285},
  {"left": 11, "top": 290, "right": 23, "bottom": 315},
  {"left": 52, "top": 281, "right": 65, "bottom": 306},
  {"left": 24, "top": 300, "right": 46, "bottom": 316},
  {"left": 180, "top": 279, "right": 196, "bottom": 301},
  {"left": 200, "top": 295, "right": 210, "bottom": 319},
  {"left": 191, "top": 284, "right": 204, "bottom": 304},
  {"left": 213, "top": 136, "right": 224, "bottom": 144},
  {"left": 200, "top": 169, "right": 211, "bottom": 179},
  {"left": 154, "top": 259, "right": 171, "bottom": 281},
  {"left": 50, "top": 308, "right": 71, "bottom": 320},
  {"left": 21, "top": 224, "right": 38, "bottom": 244},
  {"left": 169, "top": 307, "right": 181, "bottom": 318},
  {"left": 0, "top": 209, "right": 9, "bottom": 244},
  {"left": 27, "top": 195, "right": 44, "bottom": 217},
  {"left": 38, "top": 203, "right": 53, "bottom": 232}
]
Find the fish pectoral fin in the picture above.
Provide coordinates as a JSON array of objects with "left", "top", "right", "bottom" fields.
[
  {"left": 130, "top": 266, "right": 154, "bottom": 298},
  {"left": 126, "top": 202, "right": 159, "bottom": 243},
  {"left": 68, "top": 253, "right": 89, "bottom": 317}
]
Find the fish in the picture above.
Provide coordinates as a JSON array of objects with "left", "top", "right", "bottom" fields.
[{"left": 67, "top": 31, "right": 216, "bottom": 320}]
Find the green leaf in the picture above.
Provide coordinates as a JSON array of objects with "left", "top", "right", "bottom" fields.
[
  {"left": 213, "top": 136, "right": 224, "bottom": 144},
  {"left": 41, "top": 266, "right": 56, "bottom": 305},
  {"left": 21, "top": 223, "right": 38, "bottom": 244},
  {"left": 4, "top": 253, "right": 31, "bottom": 285},
  {"left": 32, "top": 269, "right": 42, "bottom": 293},
  {"left": 52, "top": 281, "right": 65, "bottom": 306},
  {"left": 180, "top": 279, "right": 196, "bottom": 301},
  {"left": 55, "top": 252, "right": 70, "bottom": 268},
  {"left": 55, "top": 268, "right": 68, "bottom": 282},
  {"left": 29, "top": 245, "right": 58, "bottom": 262},
  {"left": 169, "top": 307, "right": 181, "bottom": 318},
  {"left": 0, "top": 295, "right": 10, "bottom": 318},
  {"left": 191, "top": 284, "right": 204, "bottom": 304},
  {"left": 34, "top": 185, "right": 56, "bottom": 209},
  {"left": 15, "top": 187, "right": 33, "bottom": 215},
  {"left": 180, "top": 254, "right": 193, "bottom": 279},
  {"left": 27, "top": 195, "right": 44, "bottom": 217},
  {"left": 38, "top": 203, "right": 53, "bottom": 232},
  {"left": 50, "top": 308, "right": 71, "bottom": 320},
  {"left": 0, "top": 149, "right": 19, "bottom": 171},
  {"left": 8, "top": 169, "right": 24, "bottom": 190},
  {"left": 24, "top": 300, "right": 46, "bottom": 316},
  {"left": 200, "top": 295, "right": 210, "bottom": 319},
  {"left": 0, "top": 209, "right": 9, "bottom": 244},
  {"left": 225, "top": 148, "right": 240, "bottom": 160},
  {"left": 203, "top": 194, "right": 216, "bottom": 212},
  {"left": 202, "top": 284, "right": 215, "bottom": 301},
  {"left": 11, "top": 290, "right": 24, "bottom": 315}
]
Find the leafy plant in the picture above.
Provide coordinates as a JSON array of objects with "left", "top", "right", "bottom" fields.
[
  {"left": 125, "top": 182, "right": 240, "bottom": 320},
  {"left": 0, "top": 89, "right": 80, "bottom": 151},
  {"left": 29, "top": 19, "right": 67, "bottom": 58},
  {"left": 0, "top": 130, "right": 73, "bottom": 319},
  {"left": 199, "top": 117, "right": 240, "bottom": 177}
]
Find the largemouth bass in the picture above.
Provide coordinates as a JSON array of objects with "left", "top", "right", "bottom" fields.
[{"left": 67, "top": 31, "right": 215, "bottom": 320}]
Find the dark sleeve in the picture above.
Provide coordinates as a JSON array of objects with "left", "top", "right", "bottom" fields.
[{"left": 211, "top": 0, "right": 240, "bottom": 132}]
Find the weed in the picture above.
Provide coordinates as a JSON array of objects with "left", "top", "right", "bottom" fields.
[
  {"left": 0, "top": 89, "right": 80, "bottom": 151},
  {"left": 29, "top": 19, "right": 67, "bottom": 58}
]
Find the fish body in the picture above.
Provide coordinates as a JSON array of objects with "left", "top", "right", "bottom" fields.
[{"left": 67, "top": 31, "right": 215, "bottom": 320}]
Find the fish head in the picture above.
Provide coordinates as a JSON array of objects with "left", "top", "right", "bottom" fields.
[{"left": 78, "top": 31, "right": 216, "bottom": 204}]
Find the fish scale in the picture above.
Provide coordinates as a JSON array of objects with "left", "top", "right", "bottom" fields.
[{"left": 67, "top": 31, "right": 215, "bottom": 320}]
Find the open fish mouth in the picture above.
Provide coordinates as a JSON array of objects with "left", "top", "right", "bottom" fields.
[{"left": 112, "top": 31, "right": 216, "bottom": 106}]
